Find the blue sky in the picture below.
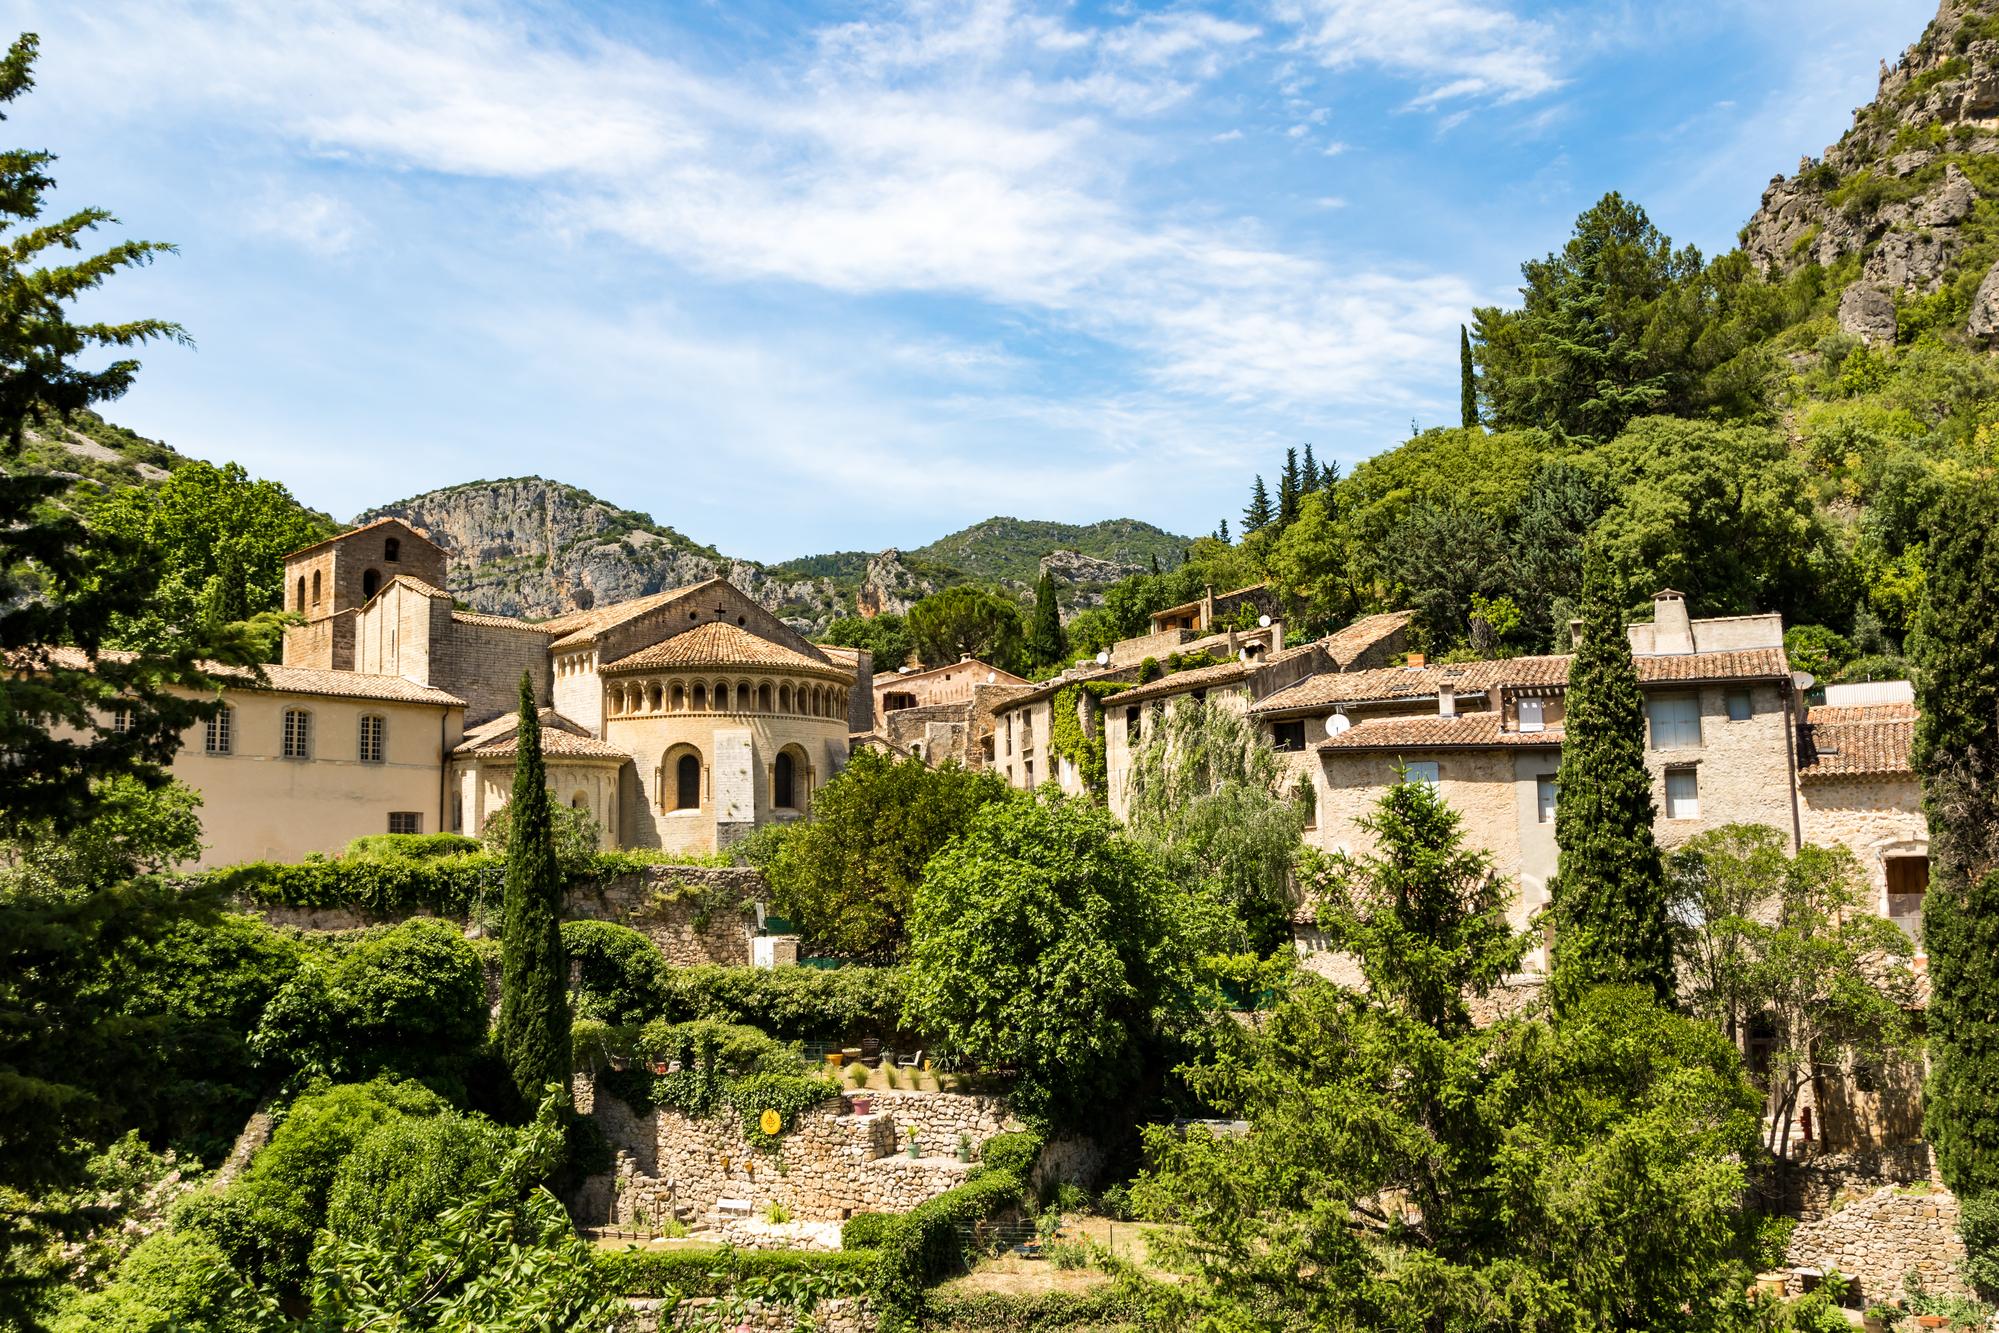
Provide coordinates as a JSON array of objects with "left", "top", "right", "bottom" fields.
[{"left": 3, "top": 0, "right": 1934, "bottom": 561}]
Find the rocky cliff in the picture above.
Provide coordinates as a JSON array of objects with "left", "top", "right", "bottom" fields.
[
  {"left": 360, "top": 478, "right": 1184, "bottom": 633},
  {"left": 1742, "top": 0, "right": 1999, "bottom": 343}
]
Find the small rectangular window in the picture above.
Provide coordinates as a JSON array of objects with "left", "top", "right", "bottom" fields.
[
  {"left": 1536, "top": 774, "right": 1558, "bottom": 824},
  {"left": 358, "top": 714, "right": 386, "bottom": 764},
  {"left": 282, "top": 709, "right": 312, "bottom": 759},
  {"left": 1518, "top": 698, "right": 1545, "bottom": 733},
  {"left": 1402, "top": 760, "right": 1439, "bottom": 786},
  {"left": 1725, "top": 690, "right": 1753, "bottom": 722},
  {"left": 204, "top": 707, "right": 233, "bottom": 755},
  {"left": 1125, "top": 707, "right": 1139, "bottom": 744},
  {"left": 110, "top": 705, "right": 133, "bottom": 734},
  {"left": 1665, "top": 768, "right": 1700, "bottom": 820},
  {"left": 1023, "top": 758, "right": 1035, "bottom": 786},
  {"left": 1271, "top": 720, "right": 1306, "bottom": 752},
  {"left": 1650, "top": 695, "right": 1702, "bottom": 749},
  {"left": 387, "top": 811, "right": 422, "bottom": 835}
]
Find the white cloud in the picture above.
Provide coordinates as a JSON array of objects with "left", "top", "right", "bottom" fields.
[
  {"left": 1272, "top": 0, "right": 1565, "bottom": 106},
  {"left": 246, "top": 188, "right": 362, "bottom": 255}
]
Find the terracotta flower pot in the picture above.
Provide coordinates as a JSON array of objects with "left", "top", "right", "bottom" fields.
[
  {"left": 850, "top": 1096, "right": 872, "bottom": 1116},
  {"left": 1918, "top": 1316, "right": 1949, "bottom": 1329}
]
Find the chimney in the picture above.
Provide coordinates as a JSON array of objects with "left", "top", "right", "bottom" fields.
[
  {"left": 1651, "top": 589, "right": 1693, "bottom": 655},
  {"left": 1407, "top": 652, "right": 1427, "bottom": 669},
  {"left": 1438, "top": 683, "right": 1456, "bottom": 718}
]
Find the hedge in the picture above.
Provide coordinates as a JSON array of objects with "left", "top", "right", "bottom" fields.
[
  {"left": 921, "top": 1287, "right": 1158, "bottom": 1331},
  {"left": 663, "top": 964, "right": 909, "bottom": 1042},
  {"left": 978, "top": 1131, "right": 1042, "bottom": 1178},
  {"left": 595, "top": 1244, "right": 879, "bottom": 1297},
  {"left": 201, "top": 851, "right": 748, "bottom": 917},
  {"left": 869, "top": 1132, "right": 1042, "bottom": 1319}
]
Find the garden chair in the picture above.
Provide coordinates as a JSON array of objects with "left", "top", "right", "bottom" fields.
[{"left": 896, "top": 1048, "right": 924, "bottom": 1069}]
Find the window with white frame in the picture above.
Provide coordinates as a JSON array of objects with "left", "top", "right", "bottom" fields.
[
  {"left": 387, "top": 811, "right": 422, "bottom": 834},
  {"left": 204, "top": 707, "right": 233, "bottom": 755},
  {"left": 1665, "top": 767, "right": 1700, "bottom": 819},
  {"left": 110, "top": 705, "right": 132, "bottom": 734},
  {"left": 1725, "top": 689, "right": 1753, "bottom": 722},
  {"left": 1401, "top": 760, "right": 1440, "bottom": 786},
  {"left": 358, "top": 714, "right": 386, "bottom": 764},
  {"left": 1650, "top": 695, "right": 1702, "bottom": 749},
  {"left": 1536, "top": 774, "right": 1558, "bottom": 824},
  {"left": 282, "top": 708, "right": 312, "bottom": 759},
  {"left": 1518, "top": 698, "right": 1545, "bottom": 733}
]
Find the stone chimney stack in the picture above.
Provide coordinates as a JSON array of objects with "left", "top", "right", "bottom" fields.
[
  {"left": 1438, "top": 682, "right": 1456, "bottom": 718},
  {"left": 1651, "top": 589, "right": 1694, "bottom": 655}
]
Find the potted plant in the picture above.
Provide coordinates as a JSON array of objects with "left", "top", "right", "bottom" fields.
[
  {"left": 906, "top": 1126, "right": 920, "bottom": 1159},
  {"left": 957, "top": 1133, "right": 973, "bottom": 1164},
  {"left": 1863, "top": 1303, "right": 1898, "bottom": 1333},
  {"left": 850, "top": 1092, "right": 873, "bottom": 1116}
]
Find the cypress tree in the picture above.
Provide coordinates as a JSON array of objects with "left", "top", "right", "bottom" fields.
[
  {"left": 1243, "top": 476, "right": 1274, "bottom": 533},
  {"left": 1911, "top": 479, "right": 1999, "bottom": 1212},
  {"left": 498, "top": 672, "right": 571, "bottom": 1113},
  {"left": 1025, "top": 570, "right": 1066, "bottom": 668},
  {"left": 1547, "top": 544, "right": 1673, "bottom": 1011},
  {"left": 1460, "top": 324, "right": 1478, "bottom": 428},
  {"left": 1278, "top": 447, "right": 1301, "bottom": 526},
  {"left": 1217, "top": 517, "right": 1230, "bottom": 543},
  {"left": 1150, "top": 553, "right": 1161, "bottom": 576}
]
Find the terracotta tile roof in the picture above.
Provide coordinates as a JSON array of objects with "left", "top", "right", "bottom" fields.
[
  {"left": 1320, "top": 610, "right": 1415, "bottom": 668},
  {"left": 872, "top": 657, "right": 1028, "bottom": 689},
  {"left": 386, "top": 575, "right": 450, "bottom": 600},
  {"left": 1318, "top": 711, "right": 1564, "bottom": 752},
  {"left": 600, "top": 620, "right": 849, "bottom": 678},
  {"left": 1798, "top": 703, "right": 1917, "bottom": 778},
  {"left": 17, "top": 646, "right": 467, "bottom": 707},
  {"left": 1108, "top": 659, "right": 1253, "bottom": 706},
  {"left": 455, "top": 708, "right": 626, "bottom": 760},
  {"left": 539, "top": 580, "right": 717, "bottom": 648},
  {"left": 281, "top": 516, "right": 431, "bottom": 560},
  {"left": 452, "top": 608, "right": 558, "bottom": 632},
  {"left": 1254, "top": 648, "right": 1790, "bottom": 715}
]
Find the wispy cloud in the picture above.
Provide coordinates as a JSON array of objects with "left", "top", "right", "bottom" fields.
[{"left": 1272, "top": 0, "right": 1565, "bottom": 106}]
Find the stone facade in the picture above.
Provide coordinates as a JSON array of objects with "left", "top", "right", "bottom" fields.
[
  {"left": 628, "top": 1296, "right": 875, "bottom": 1333},
  {"left": 572, "top": 1078, "right": 1017, "bottom": 1235},
  {"left": 1786, "top": 1183, "right": 1966, "bottom": 1303}
]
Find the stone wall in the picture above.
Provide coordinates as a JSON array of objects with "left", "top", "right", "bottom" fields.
[
  {"left": 1783, "top": 1143, "right": 1939, "bottom": 1222},
  {"left": 628, "top": 1296, "right": 876, "bottom": 1333},
  {"left": 1786, "top": 1184, "right": 1966, "bottom": 1303},
  {"left": 573, "top": 1076, "right": 1018, "bottom": 1235},
  {"left": 244, "top": 865, "right": 766, "bottom": 969}
]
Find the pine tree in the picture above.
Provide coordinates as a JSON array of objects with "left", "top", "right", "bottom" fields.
[
  {"left": 498, "top": 673, "right": 571, "bottom": 1113},
  {"left": 1911, "top": 479, "right": 1999, "bottom": 1214},
  {"left": 1278, "top": 447, "right": 1301, "bottom": 526},
  {"left": 1025, "top": 570, "right": 1066, "bottom": 668},
  {"left": 1217, "top": 517, "right": 1230, "bottom": 543},
  {"left": 1243, "top": 476, "right": 1274, "bottom": 533},
  {"left": 1548, "top": 544, "right": 1674, "bottom": 1010},
  {"left": 1301, "top": 443, "right": 1320, "bottom": 495},
  {"left": 1460, "top": 324, "right": 1478, "bottom": 429}
]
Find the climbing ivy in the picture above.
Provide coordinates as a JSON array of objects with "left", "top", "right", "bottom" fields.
[{"left": 1047, "top": 681, "right": 1130, "bottom": 801}]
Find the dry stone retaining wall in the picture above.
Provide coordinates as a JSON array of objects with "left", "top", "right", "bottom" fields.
[
  {"left": 1786, "top": 1184, "right": 1966, "bottom": 1303},
  {"left": 628, "top": 1296, "right": 876, "bottom": 1333}
]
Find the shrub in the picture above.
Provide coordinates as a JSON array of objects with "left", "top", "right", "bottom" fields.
[
  {"left": 980, "top": 1130, "right": 1044, "bottom": 1178},
  {"left": 480, "top": 798, "right": 602, "bottom": 873},
  {"left": 840, "top": 1211, "right": 901, "bottom": 1249},
  {"left": 325, "top": 1109, "right": 516, "bottom": 1252},
  {"left": 594, "top": 1245, "right": 879, "bottom": 1297},
  {"left": 661, "top": 964, "right": 909, "bottom": 1042},
  {"left": 49, "top": 1229, "right": 262, "bottom": 1333},
  {"left": 562, "top": 920, "right": 668, "bottom": 1026},
  {"left": 204, "top": 854, "right": 502, "bottom": 916},
  {"left": 343, "top": 832, "right": 482, "bottom": 863},
  {"left": 920, "top": 1286, "right": 1163, "bottom": 1331},
  {"left": 873, "top": 1166, "right": 1030, "bottom": 1313}
]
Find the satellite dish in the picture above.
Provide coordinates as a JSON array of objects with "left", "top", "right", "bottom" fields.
[
  {"left": 1095, "top": 651, "right": 1110, "bottom": 666},
  {"left": 1327, "top": 714, "right": 1351, "bottom": 736},
  {"left": 1791, "top": 670, "right": 1817, "bottom": 693},
  {"left": 1258, "top": 614, "right": 1272, "bottom": 628}
]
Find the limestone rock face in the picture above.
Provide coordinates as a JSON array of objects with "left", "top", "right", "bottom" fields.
[
  {"left": 1038, "top": 548, "right": 1142, "bottom": 587},
  {"left": 1967, "top": 259, "right": 1999, "bottom": 338},
  {"left": 1838, "top": 284, "right": 1899, "bottom": 347},
  {"left": 854, "top": 549, "right": 932, "bottom": 620}
]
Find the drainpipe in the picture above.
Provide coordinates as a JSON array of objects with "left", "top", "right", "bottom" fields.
[
  {"left": 1781, "top": 678, "right": 1803, "bottom": 852},
  {"left": 439, "top": 711, "right": 450, "bottom": 835}
]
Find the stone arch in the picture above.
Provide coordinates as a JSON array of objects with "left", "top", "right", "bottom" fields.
[
  {"left": 362, "top": 568, "right": 382, "bottom": 600},
  {"left": 758, "top": 681, "right": 774, "bottom": 712},
  {"left": 670, "top": 682, "right": 686, "bottom": 712},
  {"left": 311, "top": 570, "right": 322, "bottom": 605},
  {"left": 737, "top": 681, "right": 754, "bottom": 712},
  {"left": 773, "top": 745, "right": 807, "bottom": 811},
  {"left": 384, "top": 537, "right": 401, "bottom": 563},
  {"left": 779, "top": 682, "right": 794, "bottom": 713},
  {"left": 661, "top": 745, "right": 703, "bottom": 811},
  {"left": 571, "top": 791, "right": 588, "bottom": 810},
  {"left": 692, "top": 682, "right": 708, "bottom": 711},
  {"left": 295, "top": 575, "right": 306, "bottom": 610}
]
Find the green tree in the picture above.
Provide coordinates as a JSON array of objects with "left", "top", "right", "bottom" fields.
[
  {"left": 89, "top": 459, "right": 331, "bottom": 652},
  {"left": 1139, "top": 778, "right": 1762, "bottom": 1331},
  {"left": 1265, "top": 491, "right": 1351, "bottom": 633},
  {"left": 904, "top": 793, "right": 1189, "bottom": 1125},
  {"left": 1548, "top": 544, "right": 1674, "bottom": 1009},
  {"left": 1124, "top": 698, "right": 1305, "bottom": 955},
  {"left": 1668, "top": 825, "right": 1916, "bottom": 1163},
  {"left": 905, "top": 584, "right": 1025, "bottom": 670},
  {"left": 1509, "top": 459, "right": 1608, "bottom": 649},
  {"left": 1301, "top": 442, "right": 1321, "bottom": 494},
  {"left": 1277, "top": 446, "right": 1301, "bottom": 526},
  {"left": 1381, "top": 501, "right": 1512, "bottom": 651},
  {"left": 1024, "top": 570, "right": 1066, "bottom": 668},
  {"left": 1242, "top": 474, "right": 1274, "bottom": 534},
  {"left": 819, "top": 612, "right": 914, "bottom": 673},
  {"left": 497, "top": 675, "right": 571, "bottom": 1114},
  {"left": 760, "top": 747, "right": 1011, "bottom": 956},
  {"left": 1909, "top": 477, "right": 1999, "bottom": 1284},
  {"left": 1460, "top": 322, "right": 1477, "bottom": 428}
]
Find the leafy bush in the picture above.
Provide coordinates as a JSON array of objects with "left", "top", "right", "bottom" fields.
[
  {"left": 840, "top": 1211, "right": 900, "bottom": 1249},
  {"left": 874, "top": 1166, "right": 1030, "bottom": 1312},
  {"left": 594, "top": 1244, "right": 879, "bottom": 1297},
  {"left": 479, "top": 799, "right": 602, "bottom": 874},
  {"left": 344, "top": 832, "right": 482, "bottom": 863},
  {"left": 920, "top": 1285, "right": 1162, "bottom": 1332},
  {"left": 1785, "top": 624, "right": 1856, "bottom": 682},
  {"left": 562, "top": 920, "right": 668, "bottom": 1025},
  {"left": 249, "top": 918, "right": 487, "bottom": 1085},
  {"left": 204, "top": 854, "right": 502, "bottom": 915},
  {"left": 980, "top": 1130, "right": 1044, "bottom": 1178},
  {"left": 48, "top": 1229, "right": 262, "bottom": 1333},
  {"left": 661, "top": 963, "right": 909, "bottom": 1041},
  {"left": 325, "top": 1109, "right": 517, "bottom": 1252}
]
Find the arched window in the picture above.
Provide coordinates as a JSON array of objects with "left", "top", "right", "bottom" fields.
[
  {"left": 571, "top": 792, "right": 588, "bottom": 810},
  {"left": 362, "top": 568, "right": 382, "bottom": 600},
  {"left": 675, "top": 753, "right": 701, "bottom": 810},
  {"left": 384, "top": 537, "right": 401, "bottom": 563},
  {"left": 758, "top": 682, "right": 773, "bottom": 711},
  {"left": 295, "top": 576, "right": 306, "bottom": 610},
  {"left": 311, "top": 570, "right": 322, "bottom": 605},
  {"left": 779, "top": 683, "right": 794, "bottom": 713},
  {"left": 774, "top": 750, "right": 797, "bottom": 809},
  {"left": 282, "top": 708, "right": 312, "bottom": 759},
  {"left": 692, "top": 683, "right": 708, "bottom": 711},
  {"left": 670, "top": 683, "right": 686, "bottom": 711}
]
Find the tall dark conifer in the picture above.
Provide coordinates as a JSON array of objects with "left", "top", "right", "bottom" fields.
[
  {"left": 1025, "top": 570, "right": 1066, "bottom": 668},
  {"left": 1548, "top": 545, "right": 1674, "bottom": 1010},
  {"left": 1278, "top": 447, "right": 1301, "bottom": 526},
  {"left": 1217, "top": 517, "right": 1230, "bottom": 543},
  {"left": 1460, "top": 324, "right": 1478, "bottom": 428},
  {"left": 1911, "top": 480, "right": 1999, "bottom": 1225},
  {"left": 498, "top": 672, "right": 571, "bottom": 1112},
  {"left": 1243, "top": 476, "right": 1274, "bottom": 533},
  {"left": 1301, "top": 443, "right": 1320, "bottom": 495}
]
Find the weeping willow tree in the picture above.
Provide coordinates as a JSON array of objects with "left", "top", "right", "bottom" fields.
[{"left": 1123, "top": 698, "right": 1305, "bottom": 954}]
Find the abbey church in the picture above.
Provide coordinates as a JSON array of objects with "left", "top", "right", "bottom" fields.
[{"left": 165, "top": 518, "right": 870, "bottom": 867}]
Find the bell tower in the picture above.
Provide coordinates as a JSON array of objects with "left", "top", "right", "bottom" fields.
[{"left": 280, "top": 518, "right": 447, "bottom": 670}]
